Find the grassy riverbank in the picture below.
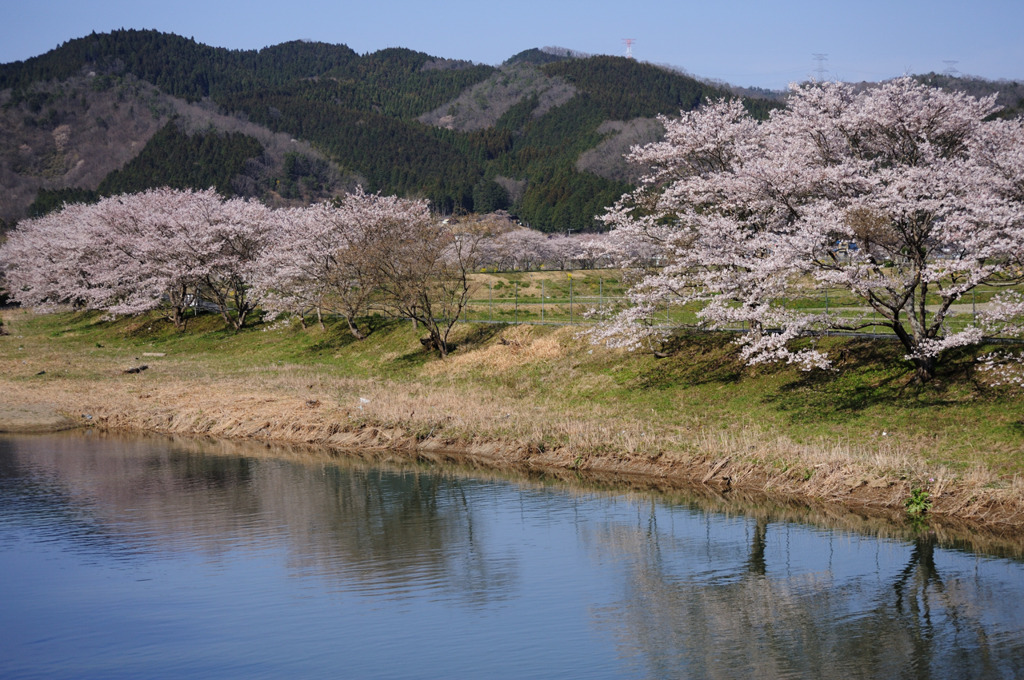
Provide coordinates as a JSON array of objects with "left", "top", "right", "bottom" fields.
[{"left": 2, "top": 307, "right": 1023, "bottom": 530}]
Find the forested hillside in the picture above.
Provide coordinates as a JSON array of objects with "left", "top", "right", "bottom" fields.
[
  {"left": 914, "top": 72, "right": 1024, "bottom": 118},
  {"left": 3, "top": 30, "right": 1015, "bottom": 233},
  {"left": 0, "top": 66, "right": 357, "bottom": 228},
  {"left": 27, "top": 123, "right": 265, "bottom": 216}
]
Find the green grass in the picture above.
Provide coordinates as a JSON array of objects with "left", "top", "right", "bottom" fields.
[
  {"left": 14, "top": 309, "right": 431, "bottom": 382},
  {"left": 463, "top": 270, "right": 1024, "bottom": 337},
  {"left": 5, "top": 307, "right": 1024, "bottom": 478},
  {"left": 456, "top": 326, "right": 1024, "bottom": 474}
]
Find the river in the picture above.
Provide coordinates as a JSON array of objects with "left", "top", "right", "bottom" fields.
[{"left": 1, "top": 431, "right": 1022, "bottom": 679}]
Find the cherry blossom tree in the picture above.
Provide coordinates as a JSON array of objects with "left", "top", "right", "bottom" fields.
[
  {"left": 254, "top": 190, "right": 412, "bottom": 339},
  {"left": 184, "top": 192, "right": 272, "bottom": 331},
  {"left": 364, "top": 198, "right": 484, "bottom": 357},
  {"left": 0, "top": 202, "right": 104, "bottom": 312},
  {"left": 0, "top": 188, "right": 272, "bottom": 331},
  {"left": 475, "top": 228, "right": 549, "bottom": 271},
  {"left": 86, "top": 189, "right": 206, "bottom": 329},
  {"left": 2, "top": 190, "right": 191, "bottom": 324},
  {"left": 573, "top": 232, "right": 616, "bottom": 269},
  {"left": 326, "top": 189, "right": 419, "bottom": 339},
  {"left": 598, "top": 78, "right": 1024, "bottom": 382},
  {"left": 545, "top": 235, "right": 587, "bottom": 271},
  {"left": 253, "top": 189, "right": 490, "bottom": 350},
  {"left": 252, "top": 205, "right": 338, "bottom": 329},
  {"left": 474, "top": 229, "right": 613, "bottom": 272}
]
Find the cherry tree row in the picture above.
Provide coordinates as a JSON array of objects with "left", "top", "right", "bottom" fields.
[
  {"left": 474, "top": 229, "right": 622, "bottom": 272},
  {"left": 0, "top": 188, "right": 487, "bottom": 355},
  {"left": 1, "top": 189, "right": 269, "bottom": 331},
  {"left": 594, "top": 78, "right": 1024, "bottom": 382}
]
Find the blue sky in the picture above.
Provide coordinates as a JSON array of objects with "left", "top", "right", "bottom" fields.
[{"left": 3, "top": 0, "right": 1022, "bottom": 89}]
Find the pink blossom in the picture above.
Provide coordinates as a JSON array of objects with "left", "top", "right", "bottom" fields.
[{"left": 597, "top": 78, "right": 1024, "bottom": 382}]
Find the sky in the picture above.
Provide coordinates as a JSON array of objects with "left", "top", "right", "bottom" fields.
[{"left": 2, "top": 0, "right": 1023, "bottom": 90}]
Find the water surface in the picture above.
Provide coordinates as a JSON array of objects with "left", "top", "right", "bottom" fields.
[{"left": 1, "top": 432, "right": 1022, "bottom": 679}]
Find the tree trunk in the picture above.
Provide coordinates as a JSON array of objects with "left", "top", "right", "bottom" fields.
[
  {"left": 344, "top": 316, "right": 366, "bottom": 340},
  {"left": 911, "top": 355, "right": 937, "bottom": 383},
  {"left": 892, "top": 322, "right": 937, "bottom": 383},
  {"left": 420, "top": 330, "right": 447, "bottom": 357}
]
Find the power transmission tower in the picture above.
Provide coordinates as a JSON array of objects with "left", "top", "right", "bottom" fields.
[
  {"left": 943, "top": 60, "right": 960, "bottom": 76},
  {"left": 812, "top": 53, "right": 829, "bottom": 81},
  {"left": 623, "top": 38, "right": 636, "bottom": 59}
]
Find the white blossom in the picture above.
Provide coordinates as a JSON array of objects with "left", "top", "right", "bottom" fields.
[{"left": 597, "top": 78, "right": 1024, "bottom": 381}]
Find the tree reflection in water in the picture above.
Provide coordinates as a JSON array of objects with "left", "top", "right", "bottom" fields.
[
  {"left": 1, "top": 433, "right": 519, "bottom": 607},
  {"left": 255, "top": 462, "right": 520, "bottom": 606},
  {"left": 3, "top": 433, "right": 1023, "bottom": 678},
  {"left": 588, "top": 503, "right": 1022, "bottom": 679}
]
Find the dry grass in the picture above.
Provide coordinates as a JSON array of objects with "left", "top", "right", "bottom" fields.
[
  {"left": 2, "top": 308, "right": 1023, "bottom": 532},
  {"left": 6, "top": 368, "right": 1021, "bottom": 529},
  {"left": 424, "top": 324, "right": 566, "bottom": 376}
]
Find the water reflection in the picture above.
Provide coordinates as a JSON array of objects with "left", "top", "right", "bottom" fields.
[
  {"left": 0, "top": 433, "right": 518, "bottom": 607},
  {"left": 589, "top": 504, "right": 1024, "bottom": 679},
  {"left": 1, "top": 432, "right": 1022, "bottom": 679}
]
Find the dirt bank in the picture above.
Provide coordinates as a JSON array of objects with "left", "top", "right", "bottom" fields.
[
  {"left": 0, "top": 401, "right": 79, "bottom": 433},
  {"left": 2, "top": 375, "right": 1022, "bottom": 537},
  {"left": 1, "top": 308, "right": 1021, "bottom": 540}
]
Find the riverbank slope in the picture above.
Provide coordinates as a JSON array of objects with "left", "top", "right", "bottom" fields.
[{"left": 2, "top": 308, "right": 1022, "bottom": 531}]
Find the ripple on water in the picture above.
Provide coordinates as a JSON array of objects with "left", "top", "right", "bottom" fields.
[{"left": 1, "top": 432, "right": 1023, "bottom": 680}]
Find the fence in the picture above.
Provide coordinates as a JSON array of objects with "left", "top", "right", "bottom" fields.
[{"left": 462, "top": 277, "right": 1023, "bottom": 343}]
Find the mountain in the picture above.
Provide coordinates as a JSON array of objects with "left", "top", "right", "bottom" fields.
[
  {"left": 0, "top": 30, "right": 782, "bottom": 233},
  {"left": 7, "top": 30, "right": 1013, "bottom": 235},
  {"left": 0, "top": 69, "right": 364, "bottom": 222}
]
